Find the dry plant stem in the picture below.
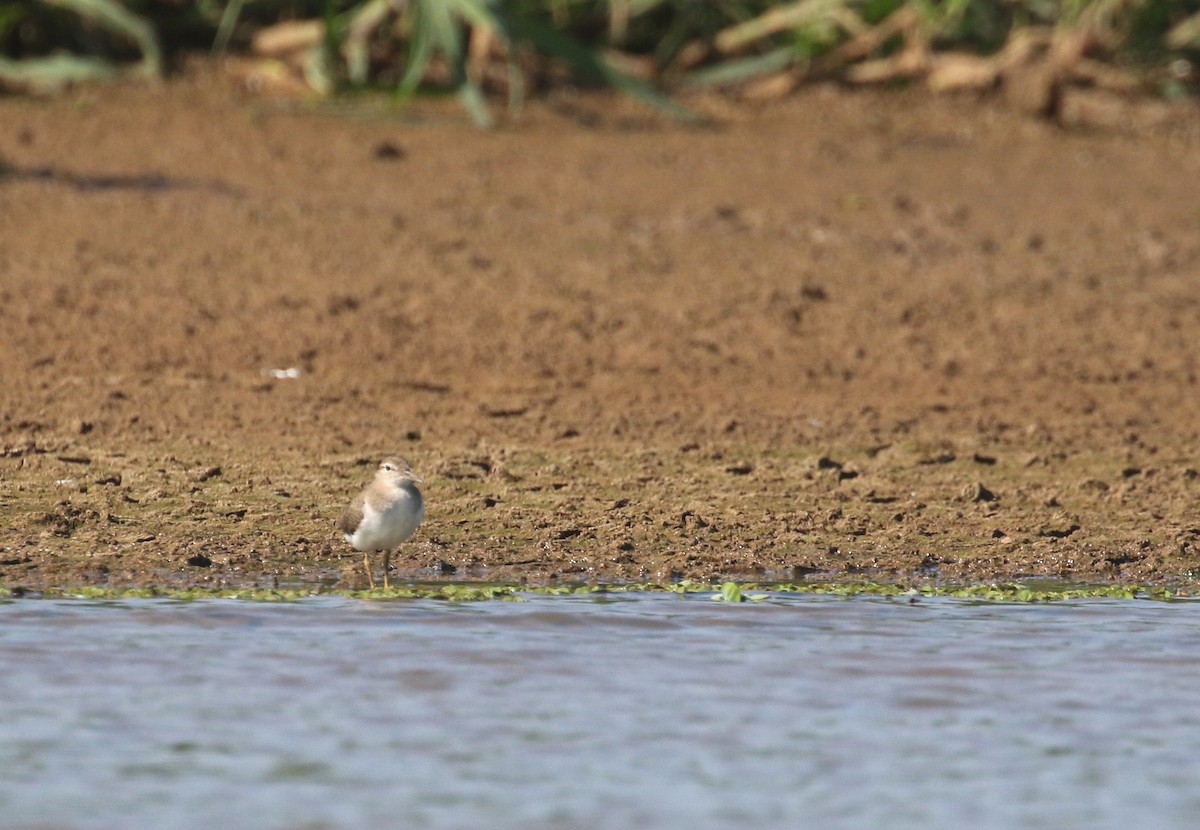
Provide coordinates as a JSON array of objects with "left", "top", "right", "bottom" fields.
[
  {"left": 715, "top": 0, "right": 835, "bottom": 54},
  {"left": 344, "top": 0, "right": 405, "bottom": 85},
  {"left": 468, "top": 24, "right": 497, "bottom": 87},
  {"left": 252, "top": 20, "right": 324, "bottom": 57},
  {"left": 817, "top": 4, "right": 919, "bottom": 71}
]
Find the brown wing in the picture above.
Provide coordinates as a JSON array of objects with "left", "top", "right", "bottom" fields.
[{"left": 338, "top": 491, "right": 365, "bottom": 536}]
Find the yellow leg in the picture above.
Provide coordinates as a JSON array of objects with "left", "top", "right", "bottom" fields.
[
  {"left": 363, "top": 552, "right": 375, "bottom": 589},
  {"left": 382, "top": 550, "right": 391, "bottom": 589}
]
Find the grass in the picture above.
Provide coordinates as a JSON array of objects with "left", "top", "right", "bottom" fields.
[{"left": 1, "top": 1, "right": 1197, "bottom": 112}]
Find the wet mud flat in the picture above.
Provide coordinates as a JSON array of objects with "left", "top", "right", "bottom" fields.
[{"left": 1, "top": 70, "right": 1199, "bottom": 589}]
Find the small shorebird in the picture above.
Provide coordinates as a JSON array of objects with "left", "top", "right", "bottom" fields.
[{"left": 339, "top": 457, "right": 425, "bottom": 589}]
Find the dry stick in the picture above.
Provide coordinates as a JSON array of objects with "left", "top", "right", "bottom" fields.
[
  {"left": 819, "top": 4, "right": 919, "bottom": 71},
  {"left": 1002, "top": 26, "right": 1100, "bottom": 115},
  {"left": 1167, "top": 9, "right": 1200, "bottom": 49},
  {"left": 740, "top": 70, "right": 804, "bottom": 102},
  {"left": 714, "top": 0, "right": 833, "bottom": 55},
  {"left": 1069, "top": 58, "right": 1143, "bottom": 93},
  {"left": 832, "top": 12, "right": 1092, "bottom": 100},
  {"left": 926, "top": 26, "right": 1051, "bottom": 93},
  {"left": 252, "top": 20, "right": 324, "bottom": 58},
  {"left": 467, "top": 24, "right": 497, "bottom": 87},
  {"left": 713, "top": 2, "right": 872, "bottom": 99},
  {"left": 838, "top": 5, "right": 928, "bottom": 85},
  {"left": 609, "top": 0, "right": 631, "bottom": 45}
]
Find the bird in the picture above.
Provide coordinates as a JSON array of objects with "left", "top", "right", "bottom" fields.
[{"left": 338, "top": 456, "right": 425, "bottom": 589}]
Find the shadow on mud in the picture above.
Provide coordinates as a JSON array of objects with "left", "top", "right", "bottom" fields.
[{"left": 0, "top": 162, "right": 242, "bottom": 195}]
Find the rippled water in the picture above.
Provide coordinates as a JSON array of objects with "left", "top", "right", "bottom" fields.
[{"left": 2, "top": 592, "right": 1199, "bottom": 829}]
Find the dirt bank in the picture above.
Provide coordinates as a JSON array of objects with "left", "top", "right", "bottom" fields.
[{"left": 2, "top": 70, "right": 1199, "bottom": 588}]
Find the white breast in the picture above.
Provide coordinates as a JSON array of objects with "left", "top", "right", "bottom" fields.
[{"left": 345, "top": 486, "right": 424, "bottom": 552}]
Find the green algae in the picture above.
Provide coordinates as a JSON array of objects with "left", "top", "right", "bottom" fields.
[{"left": 2, "top": 580, "right": 1190, "bottom": 603}]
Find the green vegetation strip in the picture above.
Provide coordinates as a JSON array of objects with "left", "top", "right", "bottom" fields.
[
  {"left": 2, "top": 580, "right": 1188, "bottom": 603},
  {"left": 3, "top": 1, "right": 1197, "bottom": 107}
]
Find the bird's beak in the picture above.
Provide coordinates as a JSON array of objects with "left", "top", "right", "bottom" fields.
[{"left": 405, "top": 472, "right": 424, "bottom": 484}]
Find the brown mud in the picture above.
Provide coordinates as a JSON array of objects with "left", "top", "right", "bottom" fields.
[{"left": 2, "top": 70, "right": 1199, "bottom": 589}]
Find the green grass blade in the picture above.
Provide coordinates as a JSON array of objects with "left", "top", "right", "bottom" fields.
[
  {"left": 457, "top": 75, "right": 494, "bottom": 127},
  {"left": 0, "top": 53, "right": 119, "bottom": 94},
  {"left": 395, "top": 0, "right": 436, "bottom": 100},
  {"left": 682, "top": 46, "right": 797, "bottom": 87},
  {"left": 496, "top": 10, "right": 701, "bottom": 123},
  {"left": 393, "top": 0, "right": 494, "bottom": 126},
  {"left": 444, "top": 0, "right": 500, "bottom": 31},
  {"left": 211, "top": 0, "right": 246, "bottom": 57},
  {"left": 343, "top": 0, "right": 396, "bottom": 86},
  {"left": 41, "top": 0, "right": 162, "bottom": 77}
]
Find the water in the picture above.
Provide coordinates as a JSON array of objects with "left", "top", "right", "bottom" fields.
[{"left": 2, "top": 592, "right": 1199, "bottom": 830}]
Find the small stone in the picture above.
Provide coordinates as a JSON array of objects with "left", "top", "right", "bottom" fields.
[
  {"left": 56, "top": 454, "right": 92, "bottom": 465},
  {"left": 920, "top": 452, "right": 957, "bottom": 465},
  {"left": 373, "top": 141, "right": 406, "bottom": 161},
  {"left": 197, "top": 466, "right": 222, "bottom": 482},
  {"left": 962, "top": 482, "right": 997, "bottom": 502},
  {"left": 1038, "top": 524, "right": 1080, "bottom": 539}
]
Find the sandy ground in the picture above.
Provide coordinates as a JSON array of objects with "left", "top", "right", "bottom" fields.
[{"left": 2, "top": 69, "right": 1199, "bottom": 589}]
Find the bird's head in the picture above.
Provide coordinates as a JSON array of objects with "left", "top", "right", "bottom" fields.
[{"left": 378, "top": 456, "right": 423, "bottom": 485}]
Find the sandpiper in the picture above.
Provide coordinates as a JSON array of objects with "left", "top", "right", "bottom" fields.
[{"left": 339, "top": 456, "right": 425, "bottom": 589}]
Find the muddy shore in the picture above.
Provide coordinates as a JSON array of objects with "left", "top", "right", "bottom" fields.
[{"left": 2, "top": 71, "right": 1199, "bottom": 588}]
